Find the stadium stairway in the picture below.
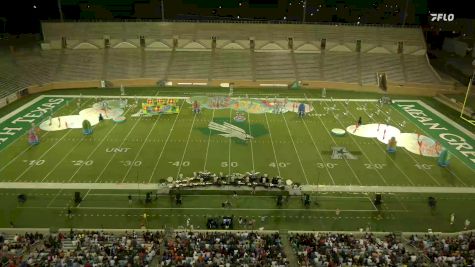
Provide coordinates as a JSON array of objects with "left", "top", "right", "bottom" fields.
[
  {"left": 61, "top": 238, "right": 75, "bottom": 251},
  {"left": 290, "top": 50, "right": 301, "bottom": 81},
  {"left": 400, "top": 53, "right": 409, "bottom": 82},
  {"left": 251, "top": 50, "right": 257, "bottom": 82},
  {"left": 279, "top": 232, "right": 299, "bottom": 267},
  {"left": 150, "top": 255, "right": 161, "bottom": 266}
]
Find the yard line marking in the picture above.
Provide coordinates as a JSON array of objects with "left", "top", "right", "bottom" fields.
[
  {"left": 247, "top": 109, "right": 256, "bottom": 171},
  {"left": 366, "top": 196, "right": 379, "bottom": 211},
  {"left": 203, "top": 109, "right": 216, "bottom": 171},
  {"left": 300, "top": 113, "right": 336, "bottom": 185},
  {"left": 415, "top": 100, "right": 475, "bottom": 173},
  {"left": 40, "top": 136, "right": 87, "bottom": 182},
  {"left": 263, "top": 112, "right": 281, "bottom": 177},
  {"left": 28, "top": 94, "right": 424, "bottom": 104},
  {"left": 394, "top": 195, "right": 409, "bottom": 211},
  {"left": 67, "top": 107, "right": 133, "bottom": 182},
  {"left": 38, "top": 100, "right": 98, "bottom": 182},
  {"left": 121, "top": 114, "right": 162, "bottom": 183},
  {"left": 281, "top": 113, "right": 309, "bottom": 184},
  {"left": 370, "top": 102, "right": 445, "bottom": 186},
  {"left": 20, "top": 206, "right": 408, "bottom": 212},
  {"left": 176, "top": 111, "right": 197, "bottom": 179},
  {"left": 305, "top": 95, "right": 361, "bottom": 185},
  {"left": 347, "top": 101, "right": 416, "bottom": 186},
  {"left": 14, "top": 128, "right": 76, "bottom": 182},
  {"left": 86, "top": 193, "right": 371, "bottom": 199},
  {"left": 371, "top": 102, "right": 444, "bottom": 186},
  {"left": 148, "top": 100, "right": 187, "bottom": 183},
  {"left": 94, "top": 111, "right": 143, "bottom": 183},
  {"left": 46, "top": 189, "right": 65, "bottom": 208},
  {"left": 321, "top": 99, "right": 388, "bottom": 185},
  {"left": 390, "top": 103, "right": 469, "bottom": 186},
  {"left": 0, "top": 98, "right": 84, "bottom": 173},
  {"left": 77, "top": 189, "right": 91, "bottom": 208}
]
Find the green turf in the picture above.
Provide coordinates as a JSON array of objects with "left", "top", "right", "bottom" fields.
[
  {"left": 1, "top": 87, "right": 474, "bottom": 231},
  {"left": 1, "top": 189, "right": 475, "bottom": 233},
  {"left": 2, "top": 94, "right": 473, "bottom": 186}
]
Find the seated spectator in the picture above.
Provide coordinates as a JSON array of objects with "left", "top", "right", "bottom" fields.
[
  {"left": 161, "top": 231, "right": 288, "bottom": 266},
  {"left": 290, "top": 232, "right": 422, "bottom": 266},
  {"left": 409, "top": 232, "right": 475, "bottom": 265}
]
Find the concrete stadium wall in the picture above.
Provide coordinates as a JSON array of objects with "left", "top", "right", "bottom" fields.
[
  {"left": 0, "top": 228, "right": 50, "bottom": 234},
  {"left": 26, "top": 78, "right": 457, "bottom": 97},
  {"left": 28, "top": 81, "right": 102, "bottom": 94}
]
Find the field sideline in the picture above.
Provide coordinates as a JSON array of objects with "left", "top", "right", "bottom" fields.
[{"left": 1, "top": 188, "right": 475, "bottom": 232}]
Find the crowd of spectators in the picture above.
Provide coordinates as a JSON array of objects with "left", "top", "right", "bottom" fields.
[
  {"left": 409, "top": 233, "right": 475, "bottom": 266},
  {"left": 2, "top": 230, "right": 163, "bottom": 266},
  {"left": 2, "top": 231, "right": 289, "bottom": 266},
  {"left": 161, "top": 231, "right": 288, "bottom": 266},
  {"left": 1, "top": 232, "right": 45, "bottom": 266},
  {"left": 290, "top": 232, "right": 423, "bottom": 266},
  {"left": 1, "top": 232, "right": 43, "bottom": 252},
  {"left": 5, "top": 230, "right": 475, "bottom": 266}
]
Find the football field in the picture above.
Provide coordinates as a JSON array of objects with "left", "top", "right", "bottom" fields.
[
  {"left": 0, "top": 93, "right": 474, "bottom": 188},
  {"left": 1, "top": 88, "right": 475, "bottom": 231}
]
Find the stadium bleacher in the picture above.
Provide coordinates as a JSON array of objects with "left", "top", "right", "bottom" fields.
[
  {"left": 408, "top": 232, "right": 475, "bottom": 265},
  {"left": 2, "top": 230, "right": 474, "bottom": 266},
  {"left": 0, "top": 230, "right": 288, "bottom": 266},
  {"left": 0, "top": 21, "right": 443, "bottom": 102},
  {"left": 289, "top": 232, "right": 421, "bottom": 266},
  {"left": 290, "top": 231, "right": 475, "bottom": 266},
  {"left": 211, "top": 51, "right": 253, "bottom": 80}
]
